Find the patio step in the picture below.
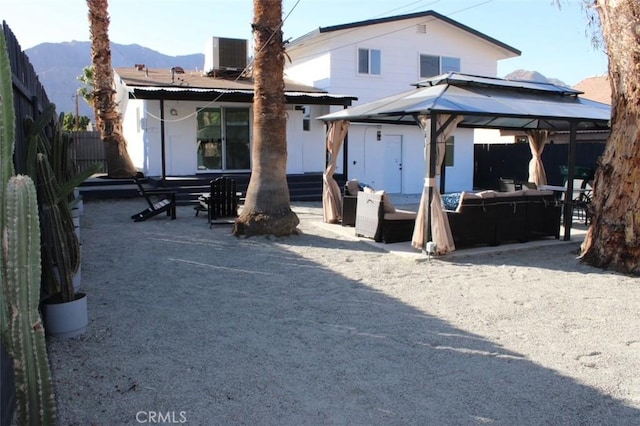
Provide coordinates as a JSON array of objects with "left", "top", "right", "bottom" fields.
[{"left": 78, "top": 173, "right": 330, "bottom": 205}]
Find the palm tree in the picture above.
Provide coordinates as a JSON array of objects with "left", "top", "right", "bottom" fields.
[
  {"left": 580, "top": 0, "right": 640, "bottom": 275},
  {"left": 87, "top": 0, "right": 136, "bottom": 178},
  {"left": 233, "top": 0, "right": 299, "bottom": 236}
]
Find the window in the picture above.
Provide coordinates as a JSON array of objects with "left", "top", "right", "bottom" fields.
[
  {"left": 441, "top": 57, "right": 460, "bottom": 74},
  {"left": 420, "top": 55, "right": 439, "bottom": 78},
  {"left": 302, "top": 105, "right": 311, "bottom": 131},
  {"left": 358, "top": 48, "right": 381, "bottom": 75},
  {"left": 420, "top": 54, "right": 460, "bottom": 78},
  {"left": 444, "top": 136, "right": 454, "bottom": 167},
  {"left": 197, "top": 107, "right": 250, "bottom": 171}
]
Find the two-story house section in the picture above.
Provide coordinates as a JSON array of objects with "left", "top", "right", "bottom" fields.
[{"left": 285, "top": 11, "right": 520, "bottom": 194}]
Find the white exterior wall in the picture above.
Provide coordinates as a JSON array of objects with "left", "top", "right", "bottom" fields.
[
  {"left": 286, "top": 18, "right": 508, "bottom": 103},
  {"left": 120, "top": 100, "right": 164, "bottom": 176},
  {"left": 285, "top": 105, "right": 332, "bottom": 174},
  {"left": 120, "top": 98, "right": 329, "bottom": 176},
  {"left": 285, "top": 16, "right": 516, "bottom": 194},
  {"left": 473, "top": 128, "right": 517, "bottom": 144},
  {"left": 284, "top": 52, "right": 332, "bottom": 89},
  {"left": 120, "top": 98, "right": 145, "bottom": 172},
  {"left": 445, "top": 128, "right": 475, "bottom": 193},
  {"left": 345, "top": 123, "right": 474, "bottom": 194}
]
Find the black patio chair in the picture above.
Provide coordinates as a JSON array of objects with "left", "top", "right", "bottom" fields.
[
  {"left": 571, "top": 179, "right": 593, "bottom": 225},
  {"left": 198, "top": 177, "right": 241, "bottom": 228},
  {"left": 130, "top": 176, "right": 177, "bottom": 222}
]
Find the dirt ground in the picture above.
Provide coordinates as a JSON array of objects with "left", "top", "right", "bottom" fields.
[{"left": 46, "top": 198, "right": 640, "bottom": 425}]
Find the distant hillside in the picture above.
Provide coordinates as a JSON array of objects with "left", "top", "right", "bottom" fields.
[
  {"left": 503, "top": 69, "right": 568, "bottom": 88},
  {"left": 26, "top": 41, "right": 204, "bottom": 119}
]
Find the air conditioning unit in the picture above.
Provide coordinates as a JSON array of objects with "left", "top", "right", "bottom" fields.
[{"left": 204, "top": 37, "right": 248, "bottom": 72}]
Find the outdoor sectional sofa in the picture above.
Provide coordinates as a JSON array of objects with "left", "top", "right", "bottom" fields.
[
  {"left": 354, "top": 189, "right": 562, "bottom": 247},
  {"left": 446, "top": 189, "right": 562, "bottom": 247}
]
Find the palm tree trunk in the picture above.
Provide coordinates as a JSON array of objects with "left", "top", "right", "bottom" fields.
[
  {"left": 233, "top": 0, "right": 299, "bottom": 236},
  {"left": 87, "top": 0, "right": 136, "bottom": 178},
  {"left": 580, "top": 0, "right": 640, "bottom": 274}
]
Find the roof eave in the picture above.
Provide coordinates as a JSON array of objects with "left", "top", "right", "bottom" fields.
[
  {"left": 315, "top": 10, "right": 520, "bottom": 56},
  {"left": 126, "top": 86, "right": 357, "bottom": 106}
]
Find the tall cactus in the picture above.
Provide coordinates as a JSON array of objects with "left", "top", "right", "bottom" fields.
[
  {"left": 1, "top": 29, "right": 57, "bottom": 425},
  {"left": 0, "top": 24, "right": 15, "bottom": 348},
  {"left": 22, "top": 96, "right": 98, "bottom": 303},
  {"left": 4, "top": 176, "right": 57, "bottom": 424},
  {"left": 37, "top": 152, "right": 80, "bottom": 302}
]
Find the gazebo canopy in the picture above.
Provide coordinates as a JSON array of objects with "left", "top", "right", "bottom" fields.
[
  {"left": 318, "top": 72, "right": 610, "bottom": 131},
  {"left": 318, "top": 73, "right": 612, "bottom": 254}
]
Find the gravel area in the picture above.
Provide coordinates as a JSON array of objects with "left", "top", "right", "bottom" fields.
[{"left": 47, "top": 198, "right": 640, "bottom": 425}]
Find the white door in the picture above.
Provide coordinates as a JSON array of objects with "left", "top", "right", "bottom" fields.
[{"left": 383, "top": 135, "right": 402, "bottom": 193}]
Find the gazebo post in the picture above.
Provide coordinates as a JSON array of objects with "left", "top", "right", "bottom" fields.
[
  {"left": 424, "top": 113, "right": 438, "bottom": 249},
  {"left": 341, "top": 104, "right": 350, "bottom": 182}
]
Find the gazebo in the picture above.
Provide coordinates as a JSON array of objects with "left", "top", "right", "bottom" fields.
[{"left": 319, "top": 73, "right": 611, "bottom": 255}]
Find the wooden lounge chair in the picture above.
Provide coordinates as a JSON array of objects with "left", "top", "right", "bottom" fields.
[
  {"left": 197, "top": 177, "right": 240, "bottom": 228},
  {"left": 130, "top": 176, "right": 177, "bottom": 222}
]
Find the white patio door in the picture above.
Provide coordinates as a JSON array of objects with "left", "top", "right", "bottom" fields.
[{"left": 383, "top": 135, "right": 402, "bottom": 193}]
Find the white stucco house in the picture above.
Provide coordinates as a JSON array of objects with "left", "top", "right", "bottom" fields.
[
  {"left": 284, "top": 10, "right": 521, "bottom": 194},
  {"left": 114, "top": 10, "right": 520, "bottom": 197},
  {"left": 113, "top": 61, "right": 355, "bottom": 182}
]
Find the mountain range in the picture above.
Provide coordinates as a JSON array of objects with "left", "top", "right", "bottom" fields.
[
  {"left": 26, "top": 41, "right": 204, "bottom": 118},
  {"left": 502, "top": 69, "right": 568, "bottom": 88},
  {"left": 25, "top": 42, "right": 567, "bottom": 120}
]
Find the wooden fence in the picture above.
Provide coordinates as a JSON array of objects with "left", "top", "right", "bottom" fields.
[
  {"left": 69, "top": 130, "right": 106, "bottom": 174},
  {"left": 474, "top": 142, "right": 605, "bottom": 190},
  {"left": 3, "top": 21, "right": 52, "bottom": 174},
  {"left": 3, "top": 22, "right": 106, "bottom": 176}
]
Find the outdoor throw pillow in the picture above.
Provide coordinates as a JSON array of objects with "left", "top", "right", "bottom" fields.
[
  {"left": 346, "top": 179, "right": 361, "bottom": 196},
  {"left": 375, "top": 190, "right": 396, "bottom": 214},
  {"left": 455, "top": 191, "right": 480, "bottom": 213}
]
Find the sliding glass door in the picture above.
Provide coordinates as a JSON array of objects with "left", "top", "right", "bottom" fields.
[{"left": 197, "top": 107, "right": 250, "bottom": 171}]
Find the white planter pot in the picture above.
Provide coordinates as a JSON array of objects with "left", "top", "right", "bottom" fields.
[
  {"left": 41, "top": 293, "right": 88, "bottom": 339},
  {"left": 73, "top": 264, "right": 81, "bottom": 292},
  {"left": 73, "top": 215, "right": 80, "bottom": 239}
]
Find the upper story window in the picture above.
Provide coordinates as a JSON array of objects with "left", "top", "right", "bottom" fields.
[
  {"left": 419, "top": 54, "right": 460, "bottom": 78},
  {"left": 358, "top": 48, "right": 381, "bottom": 75}
]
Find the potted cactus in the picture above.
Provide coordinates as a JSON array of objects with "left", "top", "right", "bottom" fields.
[
  {"left": 20, "top": 97, "right": 99, "bottom": 339},
  {"left": 0, "top": 30, "right": 57, "bottom": 425},
  {"left": 27, "top": 106, "right": 98, "bottom": 338},
  {"left": 36, "top": 149, "right": 89, "bottom": 339}
]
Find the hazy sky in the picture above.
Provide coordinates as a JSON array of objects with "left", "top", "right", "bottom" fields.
[{"left": 2, "top": 0, "right": 607, "bottom": 86}]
